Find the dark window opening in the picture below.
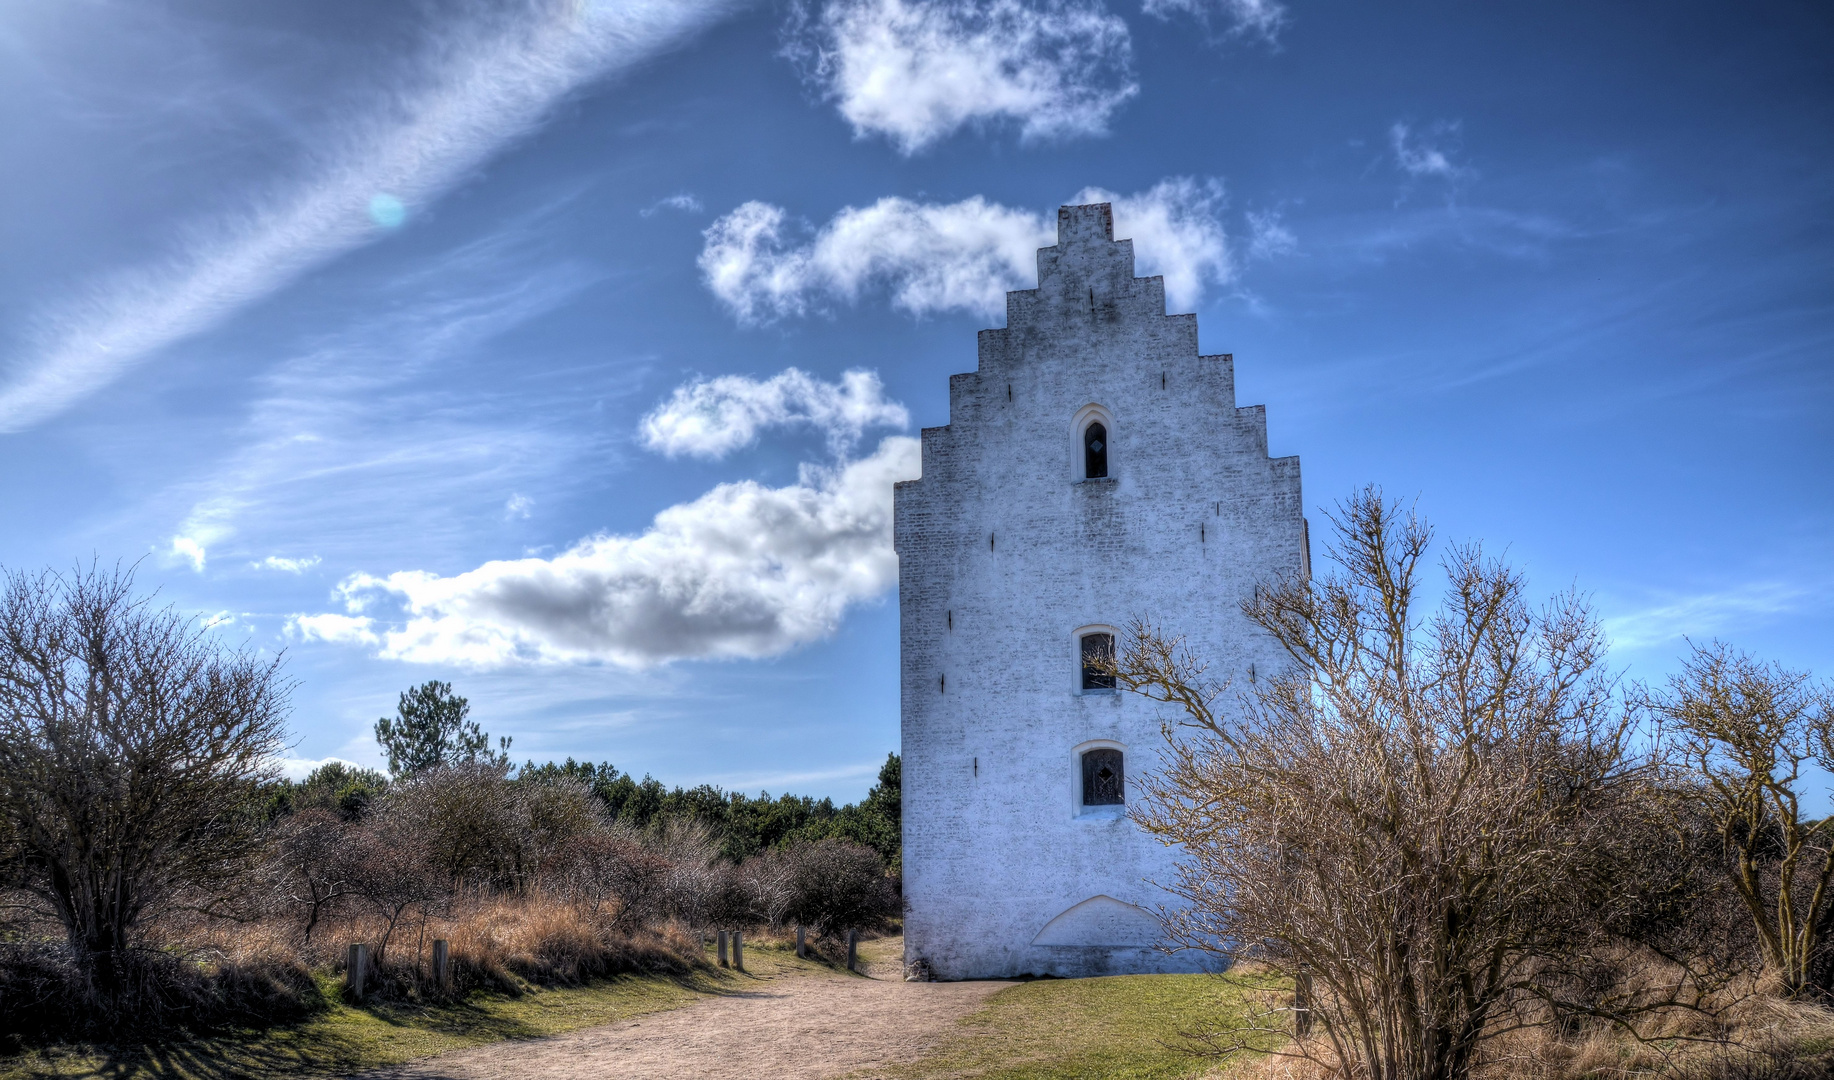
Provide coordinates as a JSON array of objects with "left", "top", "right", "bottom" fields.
[
  {"left": 1082, "top": 748, "right": 1124, "bottom": 806},
  {"left": 1083, "top": 421, "right": 1108, "bottom": 479},
  {"left": 1081, "top": 632, "right": 1116, "bottom": 691}
]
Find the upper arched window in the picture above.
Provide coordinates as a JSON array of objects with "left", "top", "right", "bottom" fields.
[
  {"left": 1083, "top": 421, "right": 1108, "bottom": 479},
  {"left": 1080, "top": 631, "right": 1116, "bottom": 691}
]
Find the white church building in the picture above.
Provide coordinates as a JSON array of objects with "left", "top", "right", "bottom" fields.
[{"left": 895, "top": 202, "right": 1308, "bottom": 980}]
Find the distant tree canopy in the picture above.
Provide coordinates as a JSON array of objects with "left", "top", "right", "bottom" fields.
[
  {"left": 516, "top": 751, "right": 902, "bottom": 870},
  {"left": 373, "top": 680, "right": 510, "bottom": 778},
  {"left": 269, "top": 749, "right": 902, "bottom": 872}
]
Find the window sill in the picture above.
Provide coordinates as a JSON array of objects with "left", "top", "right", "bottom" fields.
[
  {"left": 1078, "top": 688, "right": 1118, "bottom": 697},
  {"left": 1075, "top": 806, "right": 1127, "bottom": 822},
  {"left": 1073, "top": 477, "right": 1116, "bottom": 485}
]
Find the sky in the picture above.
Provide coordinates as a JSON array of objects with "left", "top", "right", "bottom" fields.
[{"left": 0, "top": 0, "right": 1829, "bottom": 801}]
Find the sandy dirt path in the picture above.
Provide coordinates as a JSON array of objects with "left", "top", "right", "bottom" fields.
[{"left": 355, "top": 943, "right": 1007, "bottom": 1080}]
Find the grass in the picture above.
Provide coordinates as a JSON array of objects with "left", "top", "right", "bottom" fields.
[
  {"left": 864, "top": 968, "right": 1285, "bottom": 1080},
  {"left": 0, "top": 943, "right": 822, "bottom": 1080}
]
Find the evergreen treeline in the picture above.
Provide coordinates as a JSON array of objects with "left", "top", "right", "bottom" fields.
[
  {"left": 516, "top": 752, "right": 902, "bottom": 870},
  {"left": 276, "top": 751, "right": 903, "bottom": 872}
]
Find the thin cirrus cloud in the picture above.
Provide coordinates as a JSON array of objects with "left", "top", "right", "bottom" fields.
[
  {"left": 1600, "top": 581, "right": 1816, "bottom": 652},
  {"left": 289, "top": 432, "right": 923, "bottom": 668},
  {"left": 785, "top": 0, "right": 1137, "bottom": 155},
  {"left": 1140, "top": 0, "right": 1284, "bottom": 37},
  {"left": 699, "top": 177, "right": 1234, "bottom": 323},
  {"left": 0, "top": 0, "right": 737, "bottom": 435},
  {"left": 640, "top": 367, "right": 910, "bottom": 459},
  {"left": 1391, "top": 121, "right": 1469, "bottom": 180}
]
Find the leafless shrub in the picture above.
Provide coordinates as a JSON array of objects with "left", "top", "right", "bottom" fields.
[
  {"left": 1653, "top": 642, "right": 1834, "bottom": 999},
  {"left": 770, "top": 839, "right": 898, "bottom": 937},
  {"left": 0, "top": 564, "right": 289, "bottom": 1022},
  {"left": 516, "top": 777, "right": 606, "bottom": 889},
  {"left": 268, "top": 808, "right": 358, "bottom": 946},
  {"left": 1118, "top": 490, "right": 1722, "bottom": 1080},
  {"left": 344, "top": 801, "right": 447, "bottom": 969},
  {"left": 560, "top": 823, "right": 675, "bottom": 929},
  {"left": 380, "top": 762, "right": 522, "bottom": 889}
]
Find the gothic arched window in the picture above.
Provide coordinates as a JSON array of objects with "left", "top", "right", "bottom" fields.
[
  {"left": 1083, "top": 421, "right": 1109, "bottom": 479},
  {"left": 1082, "top": 748, "right": 1124, "bottom": 806},
  {"left": 1080, "top": 631, "right": 1116, "bottom": 691}
]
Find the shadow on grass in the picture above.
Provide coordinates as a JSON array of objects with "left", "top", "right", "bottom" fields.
[{"left": 3, "top": 968, "right": 733, "bottom": 1080}]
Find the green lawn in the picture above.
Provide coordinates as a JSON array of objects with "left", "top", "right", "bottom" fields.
[
  {"left": 0, "top": 946, "right": 823, "bottom": 1080},
  {"left": 863, "top": 969, "right": 1285, "bottom": 1080}
]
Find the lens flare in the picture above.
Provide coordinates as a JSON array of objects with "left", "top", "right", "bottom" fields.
[{"left": 368, "top": 194, "right": 407, "bottom": 229}]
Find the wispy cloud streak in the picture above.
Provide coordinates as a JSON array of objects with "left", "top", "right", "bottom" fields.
[{"left": 0, "top": 0, "right": 737, "bottom": 433}]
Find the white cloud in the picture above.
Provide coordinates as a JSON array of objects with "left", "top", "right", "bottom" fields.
[
  {"left": 254, "top": 555, "right": 322, "bottom": 573},
  {"left": 505, "top": 494, "right": 535, "bottom": 520},
  {"left": 171, "top": 535, "right": 208, "bottom": 573},
  {"left": 1140, "top": 0, "right": 1284, "bottom": 38},
  {"left": 297, "top": 435, "right": 922, "bottom": 668},
  {"left": 1245, "top": 208, "right": 1297, "bottom": 260},
  {"left": 700, "top": 178, "right": 1232, "bottom": 322},
  {"left": 700, "top": 197, "right": 1048, "bottom": 322},
  {"left": 0, "top": 0, "right": 737, "bottom": 433},
  {"left": 787, "top": 0, "right": 1136, "bottom": 154},
  {"left": 288, "top": 612, "right": 382, "bottom": 647},
  {"left": 1391, "top": 121, "right": 1468, "bottom": 179},
  {"left": 1074, "top": 177, "right": 1233, "bottom": 311},
  {"left": 271, "top": 755, "right": 369, "bottom": 782},
  {"left": 642, "top": 193, "right": 704, "bottom": 216},
  {"left": 640, "top": 367, "right": 909, "bottom": 459}
]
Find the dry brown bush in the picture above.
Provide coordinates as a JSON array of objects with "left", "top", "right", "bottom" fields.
[{"left": 1120, "top": 491, "right": 1730, "bottom": 1080}]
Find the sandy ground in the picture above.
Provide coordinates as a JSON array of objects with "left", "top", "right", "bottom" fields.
[{"left": 354, "top": 940, "right": 1007, "bottom": 1080}]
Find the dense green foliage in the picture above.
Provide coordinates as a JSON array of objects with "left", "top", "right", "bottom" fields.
[
  {"left": 518, "top": 751, "right": 902, "bottom": 870},
  {"left": 266, "top": 750, "right": 902, "bottom": 871}
]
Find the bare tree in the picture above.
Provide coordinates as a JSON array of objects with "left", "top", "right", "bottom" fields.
[
  {"left": 1654, "top": 641, "right": 1834, "bottom": 998},
  {"left": 563, "top": 823, "right": 674, "bottom": 928},
  {"left": 270, "top": 808, "right": 357, "bottom": 945},
  {"left": 346, "top": 803, "right": 445, "bottom": 967},
  {"left": 0, "top": 565, "right": 289, "bottom": 1005},
  {"left": 383, "top": 762, "right": 523, "bottom": 887},
  {"left": 1116, "top": 491, "right": 1680, "bottom": 1080}
]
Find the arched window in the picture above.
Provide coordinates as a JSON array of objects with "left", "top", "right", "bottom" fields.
[
  {"left": 1080, "top": 631, "right": 1115, "bottom": 691},
  {"left": 1081, "top": 748, "right": 1124, "bottom": 806},
  {"left": 1083, "top": 421, "right": 1108, "bottom": 479}
]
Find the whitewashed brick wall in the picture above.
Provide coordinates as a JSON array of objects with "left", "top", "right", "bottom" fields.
[{"left": 895, "top": 203, "right": 1306, "bottom": 980}]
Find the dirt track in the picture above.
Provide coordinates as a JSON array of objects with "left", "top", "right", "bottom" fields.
[{"left": 356, "top": 944, "right": 1007, "bottom": 1080}]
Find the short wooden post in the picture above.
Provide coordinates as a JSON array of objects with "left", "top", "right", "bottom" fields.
[
  {"left": 346, "top": 943, "right": 368, "bottom": 1001},
  {"left": 432, "top": 939, "right": 450, "bottom": 990},
  {"left": 846, "top": 930, "right": 858, "bottom": 973},
  {"left": 732, "top": 930, "right": 744, "bottom": 971},
  {"left": 1294, "top": 964, "right": 1313, "bottom": 1038},
  {"left": 717, "top": 930, "right": 728, "bottom": 967},
  {"left": 795, "top": 925, "right": 806, "bottom": 958}
]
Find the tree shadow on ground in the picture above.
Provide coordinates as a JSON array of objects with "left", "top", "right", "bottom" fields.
[{"left": 3, "top": 969, "right": 730, "bottom": 1080}]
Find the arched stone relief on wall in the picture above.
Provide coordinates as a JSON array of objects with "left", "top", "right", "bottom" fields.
[{"left": 1031, "top": 895, "right": 1162, "bottom": 947}]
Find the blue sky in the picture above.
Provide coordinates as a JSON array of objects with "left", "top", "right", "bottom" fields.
[{"left": 1, "top": 0, "right": 1829, "bottom": 800}]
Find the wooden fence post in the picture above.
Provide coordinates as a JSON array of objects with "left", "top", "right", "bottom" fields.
[
  {"left": 1294, "top": 964, "right": 1313, "bottom": 1039},
  {"left": 796, "top": 925, "right": 806, "bottom": 958},
  {"left": 846, "top": 930, "right": 858, "bottom": 973},
  {"left": 732, "top": 931, "right": 744, "bottom": 971},
  {"left": 432, "top": 939, "right": 450, "bottom": 991},
  {"left": 346, "top": 943, "right": 368, "bottom": 1001},
  {"left": 717, "top": 930, "right": 728, "bottom": 967}
]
